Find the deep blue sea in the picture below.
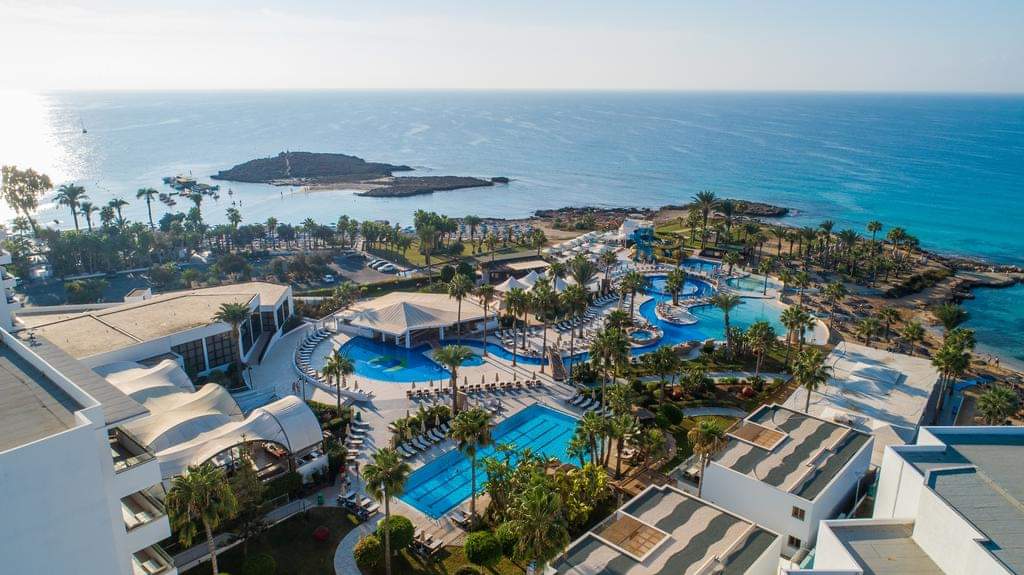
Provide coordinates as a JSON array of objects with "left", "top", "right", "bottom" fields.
[{"left": 2, "top": 91, "right": 1022, "bottom": 361}]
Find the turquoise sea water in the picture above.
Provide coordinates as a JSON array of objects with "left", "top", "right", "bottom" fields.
[
  {"left": 6, "top": 91, "right": 1023, "bottom": 359},
  {"left": 963, "top": 284, "right": 1024, "bottom": 366},
  {"left": 399, "top": 403, "right": 577, "bottom": 518}
]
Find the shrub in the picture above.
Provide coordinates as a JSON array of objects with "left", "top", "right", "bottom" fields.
[
  {"left": 465, "top": 531, "right": 503, "bottom": 566},
  {"left": 263, "top": 471, "right": 303, "bottom": 500},
  {"left": 454, "top": 566, "right": 481, "bottom": 575},
  {"left": 353, "top": 534, "right": 383, "bottom": 569},
  {"left": 495, "top": 522, "right": 517, "bottom": 556},
  {"left": 241, "top": 553, "right": 276, "bottom": 575},
  {"left": 659, "top": 403, "right": 683, "bottom": 426},
  {"left": 440, "top": 264, "right": 456, "bottom": 283},
  {"left": 456, "top": 261, "right": 475, "bottom": 279},
  {"left": 375, "top": 515, "right": 414, "bottom": 552},
  {"left": 312, "top": 525, "right": 330, "bottom": 542}
]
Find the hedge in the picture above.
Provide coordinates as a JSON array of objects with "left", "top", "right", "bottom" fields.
[
  {"left": 465, "top": 531, "right": 503, "bottom": 567},
  {"left": 354, "top": 534, "right": 383, "bottom": 569},
  {"left": 375, "top": 515, "right": 414, "bottom": 552}
]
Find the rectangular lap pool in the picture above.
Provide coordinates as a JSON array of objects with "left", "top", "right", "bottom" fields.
[{"left": 398, "top": 403, "right": 578, "bottom": 518}]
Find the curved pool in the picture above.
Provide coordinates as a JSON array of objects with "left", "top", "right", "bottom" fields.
[
  {"left": 338, "top": 337, "right": 485, "bottom": 383},
  {"left": 726, "top": 274, "right": 780, "bottom": 293}
]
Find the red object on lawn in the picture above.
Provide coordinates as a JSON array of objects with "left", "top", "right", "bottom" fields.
[{"left": 313, "top": 526, "right": 330, "bottom": 542}]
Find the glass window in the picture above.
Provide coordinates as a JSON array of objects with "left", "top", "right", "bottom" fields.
[
  {"left": 791, "top": 507, "right": 806, "bottom": 521},
  {"left": 261, "top": 311, "right": 276, "bottom": 333},
  {"left": 240, "top": 320, "right": 253, "bottom": 355},
  {"left": 787, "top": 536, "right": 802, "bottom": 549},
  {"left": 250, "top": 312, "right": 263, "bottom": 338},
  {"left": 205, "top": 331, "right": 238, "bottom": 369},
  {"left": 172, "top": 339, "right": 206, "bottom": 376}
]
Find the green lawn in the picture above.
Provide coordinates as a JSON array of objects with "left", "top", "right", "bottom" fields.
[
  {"left": 363, "top": 546, "right": 525, "bottom": 575},
  {"left": 182, "top": 507, "right": 360, "bottom": 575}
]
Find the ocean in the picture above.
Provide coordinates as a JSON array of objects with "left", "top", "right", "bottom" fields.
[{"left": 2, "top": 90, "right": 1022, "bottom": 361}]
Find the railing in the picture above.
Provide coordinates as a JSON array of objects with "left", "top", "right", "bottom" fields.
[{"left": 110, "top": 427, "right": 156, "bottom": 473}]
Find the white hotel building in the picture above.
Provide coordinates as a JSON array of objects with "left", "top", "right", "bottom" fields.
[
  {"left": 786, "top": 425, "right": 1024, "bottom": 575},
  {"left": 0, "top": 327, "right": 176, "bottom": 575}
]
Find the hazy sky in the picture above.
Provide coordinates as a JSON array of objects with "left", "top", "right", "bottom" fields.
[{"left": 2, "top": 0, "right": 1022, "bottom": 92}]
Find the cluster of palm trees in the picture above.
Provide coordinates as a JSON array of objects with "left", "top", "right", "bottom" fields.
[
  {"left": 975, "top": 385, "right": 1019, "bottom": 425},
  {"left": 930, "top": 303, "right": 976, "bottom": 409}
]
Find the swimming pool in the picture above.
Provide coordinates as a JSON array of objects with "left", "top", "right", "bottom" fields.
[
  {"left": 726, "top": 274, "right": 779, "bottom": 293},
  {"left": 339, "top": 337, "right": 486, "bottom": 382},
  {"left": 399, "top": 404, "right": 578, "bottom": 518},
  {"left": 680, "top": 258, "right": 721, "bottom": 274},
  {"left": 646, "top": 275, "right": 713, "bottom": 298},
  {"left": 440, "top": 339, "right": 548, "bottom": 365}
]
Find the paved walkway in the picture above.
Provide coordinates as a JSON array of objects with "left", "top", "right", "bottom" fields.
[{"left": 333, "top": 519, "right": 377, "bottom": 575}]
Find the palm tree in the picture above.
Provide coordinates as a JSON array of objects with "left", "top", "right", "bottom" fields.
[
  {"left": 823, "top": 281, "right": 847, "bottom": 328},
  {"left": 600, "top": 250, "right": 618, "bottom": 290},
  {"left": 55, "top": 183, "right": 88, "bottom": 231},
  {"left": 561, "top": 284, "right": 589, "bottom": 382},
  {"left": 746, "top": 320, "right": 776, "bottom": 379},
  {"left": 710, "top": 292, "right": 742, "bottom": 355},
  {"left": 165, "top": 462, "right": 238, "bottom": 575},
  {"left": 136, "top": 187, "right": 159, "bottom": 228},
  {"left": 463, "top": 215, "right": 482, "bottom": 243},
  {"left": 589, "top": 329, "right": 629, "bottom": 414},
  {"left": 226, "top": 207, "right": 242, "bottom": 230},
  {"left": 505, "top": 287, "right": 528, "bottom": 366},
  {"left": 485, "top": 233, "right": 498, "bottom": 263},
  {"left": 108, "top": 197, "right": 129, "bottom": 225},
  {"left": 475, "top": 284, "right": 496, "bottom": 356},
  {"left": 976, "top": 386, "right": 1018, "bottom": 425},
  {"left": 578, "top": 411, "right": 604, "bottom": 464},
  {"left": 449, "top": 407, "right": 493, "bottom": 522},
  {"left": 507, "top": 485, "right": 570, "bottom": 571},
  {"left": 321, "top": 353, "right": 354, "bottom": 416},
  {"left": 363, "top": 448, "right": 411, "bottom": 575},
  {"left": 900, "top": 321, "right": 925, "bottom": 356},
  {"left": 867, "top": 220, "right": 883, "bottom": 248},
  {"left": 878, "top": 307, "right": 901, "bottom": 341},
  {"left": 688, "top": 418, "right": 727, "bottom": 497},
  {"left": 932, "top": 343, "right": 969, "bottom": 410},
  {"left": 856, "top": 317, "right": 881, "bottom": 346},
  {"left": 213, "top": 302, "right": 251, "bottom": 376},
  {"left": 610, "top": 413, "right": 638, "bottom": 478},
  {"left": 795, "top": 348, "right": 832, "bottom": 413},
  {"left": 620, "top": 270, "right": 646, "bottom": 319},
  {"left": 79, "top": 201, "right": 98, "bottom": 231},
  {"left": 433, "top": 345, "right": 474, "bottom": 414},
  {"left": 756, "top": 257, "right": 774, "bottom": 294},
  {"left": 780, "top": 305, "right": 808, "bottom": 365},
  {"left": 531, "top": 278, "right": 557, "bottom": 371},
  {"left": 644, "top": 345, "right": 679, "bottom": 400},
  {"left": 692, "top": 190, "right": 717, "bottom": 250},
  {"left": 932, "top": 303, "right": 968, "bottom": 336},
  {"left": 447, "top": 273, "right": 473, "bottom": 343},
  {"left": 569, "top": 254, "right": 597, "bottom": 292},
  {"left": 664, "top": 268, "right": 687, "bottom": 306}
]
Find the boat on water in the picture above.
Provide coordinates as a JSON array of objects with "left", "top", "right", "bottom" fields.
[{"left": 161, "top": 175, "right": 220, "bottom": 193}]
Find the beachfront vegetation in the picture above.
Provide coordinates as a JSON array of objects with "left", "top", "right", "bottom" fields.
[{"left": 166, "top": 462, "right": 239, "bottom": 575}]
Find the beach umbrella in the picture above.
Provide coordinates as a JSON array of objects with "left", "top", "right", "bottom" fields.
[
  {"left": 495, "top": 373, "right": 499, "bottom": 382},
  {"left": 464, "top": 375, "right": 468, "bottom": 386},
  {"left": 513, "top": 372, "right": 518, "bottom": 381},
  {"left": 412, "top": 381, "right": 416, "bottom": 389}
]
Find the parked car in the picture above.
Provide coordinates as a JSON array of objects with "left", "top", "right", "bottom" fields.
[{"left": 322, "top": 274, "right": 336, "bottom": 283}]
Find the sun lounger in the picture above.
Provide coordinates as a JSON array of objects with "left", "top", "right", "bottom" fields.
[{"left": 428, "top": 429, "right": 446, "bottom": 442}]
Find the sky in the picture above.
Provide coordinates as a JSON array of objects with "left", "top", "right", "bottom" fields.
[{"left": 1, "top": 0, "right": 1022, "bottom": 92}]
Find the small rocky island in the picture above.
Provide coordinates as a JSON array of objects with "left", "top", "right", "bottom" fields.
[{"left": 212, "top": 151, "right": 503, "bottom": 198}]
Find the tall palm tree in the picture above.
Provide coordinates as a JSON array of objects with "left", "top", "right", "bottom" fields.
[
  {"left": 795, "top": 348, "right": 832, "bottom": 413},
  {"left": 433, "top": 345, "right": 474, "bottom": 414},
  {"left": 746, "top": 320, "right": 776, "bottom": 379},
  {"left": 610, "top": 413, "right": 638, "bottom": 478},
  {"left": 561, "top": 284, "right": 589, "bottom": 382},
  {"left": 599, "top": 250, "right": 618, "bottom": 290},
  {"left": 756, "top": 257, "right": 774, "bottom": 294},
  {"left": 710, "top": 292, "right": 742, "bottom": 355},
  {"left": 932, "top": 303, "right": 968, "bottom": 336},
  {"left": 463, "top": 215, "right": 482, "bottom": 243},
  {"left": 867, "top": 220, "right": 883, "bottom": 247},
  {"left": 108, "top": 197, "right": 129, "bottom": 225},
  {"left": 79, "top": 201, "right": 98, "bottom": 232},
  {"left": 321, "top": 353, "right": 354, "bottom": 415},
  {"left": 878, "top": 307, "right": 901, "bottom": 341},
  {"left": 505, "top": 287, "right": 528, "bottom": 366},
  {"left": 531, "top": 278, "right": 557, "bottom": 372},
  {"left": 362, "top": 448, "right": 411, "bottom": 575},
  {"left": 508, "top": 485, "right": 570, "bottom": 571},
  {"left": 447, "top": 273, "right": 473, "bottom": 343},
  {"left": 213, "top": 302, "right": 251, "bottom": 376},
  {"left": 475, "top": 284, "right": 496, "bottom": 356},
  {"left": 589, "top": 329, "right": 629, "bottom": 415},
  {"left": 900, "top": 321, "right": 925, "bottom": 356},
  {"left": 620, "top": 270, "right": 646, "bottom": 320},
  {"left": 692, "top": 190, "right": 717, "bottom": 250},
  {"left": 688, "top": 418, "right": 727, "bottom": 497},
  {"left": 976, "top": 386, "right": 1018, "bottom": 425},
  {"left": 55, "top": 183, "right": 88, "bottom": 231},
  {"left": 856, "top": 317, "right": 881, "bottom": 346},
  {"left": 449, "top": 407, "right": 493, "bottom": 522},
  {"left": 578, "top": 411, "right": 604, "bottom": 464},
  {"left": 780, "top": 305, "right": 808, "bottom": 365},
  {"left": 136, "top": 187, "right": 159, "bottom": 228},
  {"left": 823, "top": 281, "right": 847, "bottom": 328},
  {"left": 569, "top": 254, "right": 597, "bottom": 293},
  {"left": 165, "top": 462, "right": 238, "bottom": 575},
  {"left": 664, "top": 267, "right": 688, "bottom": 306}
]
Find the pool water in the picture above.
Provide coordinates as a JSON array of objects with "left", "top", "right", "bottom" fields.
[
  {"left": 440, "top": 339, "right": 548, "bottom": 365},
  {"left": 646, "top": 275, "right": 711, "bottom": 298},
  {"left": 726, "top": 274, "right": 779, "bottom": 292},
  {"left": 340, "top": 337, "right": 491, "bottom": 382},
  {"left": 631, "top": 329, "right": 656, "bottom": 341},
  {"left": 399, "top": 404, "right": 578, "bottom": 518},
  {"left": 680, "top": 258, "right": 721, "bottom": 274}
]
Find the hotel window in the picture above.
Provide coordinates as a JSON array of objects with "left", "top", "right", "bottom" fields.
[
  {"left": 172, "top": 339, "right": 206, "bottom": 376},
  {"left": 205, "top": 332, "right": 238, "bottom": 369},
  {"left": 791, "top": 506, "right": 806, "bottom": 521},
  {"left": 250, "top": 312, "right": 263, "bottom": 338},
  {"left": 261, "top": 311, "right": 277, "bottom": 333},
  {"left": 240, "top": 319, "right": 253, "bottom": 355},
  {"left": 787, "top": 536, "right": 802, "bottom": 549}
]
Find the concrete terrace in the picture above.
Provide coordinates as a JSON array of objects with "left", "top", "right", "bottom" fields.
[
  {"left": 713, "top": 404, "right": 871, "bottom": 501},
  {"left": 550, "top": 484, "right": 778, "bottom": 574},
  {"left": 829, "top": 522, "right": 943, "bottom": 575},
  {"left": 0, "top": 343, "right": 80, "bottom": 451}
]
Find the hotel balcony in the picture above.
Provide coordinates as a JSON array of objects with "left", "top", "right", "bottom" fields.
[
  {"left": 132, "top": 544, "right": 177, "bottom": 575},
  {"left": 109, "top": 427, "right": 162, "bottom": 497},
  {"left": 122, "top": 488, "right": 171, "bottom": 553}
]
